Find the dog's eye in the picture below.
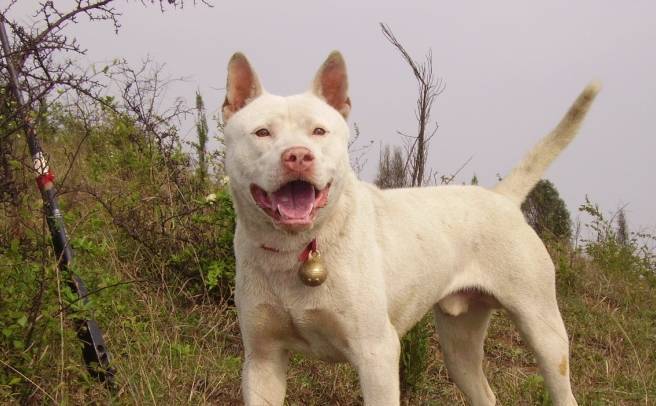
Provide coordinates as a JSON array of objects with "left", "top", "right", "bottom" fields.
[
  {"left": 313, "top": 127, "right": 326, "bottom": 136},
  {"left": 255, "top": 128, "right": 271, "bottom": 137}
]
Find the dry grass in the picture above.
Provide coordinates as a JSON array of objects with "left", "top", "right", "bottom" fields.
[
  {"left": 2, "top": 114, "right": 654, "bottom": 405},
  {"left": 68, "top": 250, "right": 652, "bottom": 405},
  {"left": 3, "top": 211, "right": 655, "bottom": 405}
]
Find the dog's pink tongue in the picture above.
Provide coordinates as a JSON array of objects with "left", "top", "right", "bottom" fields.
[{"left": 272, "top": 181, "right": 315, "bottom": 220}]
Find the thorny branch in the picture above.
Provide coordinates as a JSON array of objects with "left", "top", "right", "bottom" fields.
[
  {"left": 109, "top": 58, "right": 193, "bottom": 154},
  {"left": 1, "top": 1, "right": 210, "bottom": 206},
  {"left": 348, "top": 122, "right": 374, "bottom": 177}
]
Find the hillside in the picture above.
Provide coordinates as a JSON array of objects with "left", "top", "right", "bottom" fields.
[{"left": 1, "top": 106, "right": 655, "bottom": 405}]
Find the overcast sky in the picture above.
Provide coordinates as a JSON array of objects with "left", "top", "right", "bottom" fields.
[{"left": 9, "top": 1, "right": 656, "bottom": 232}]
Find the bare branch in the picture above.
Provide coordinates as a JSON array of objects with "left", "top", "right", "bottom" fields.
[
  {"left": 380, "top": 23, "right": 446, "bottom": 187},
  {"left": 348, "top": 122, "right": 374, "bottom": 177},
  {"left": 0, "top": 0, "right": 211, "bottom": 207}
]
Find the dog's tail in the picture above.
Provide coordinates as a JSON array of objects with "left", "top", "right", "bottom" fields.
[{"left": 494, "top": 82, "right": 601, "bottom": 206}]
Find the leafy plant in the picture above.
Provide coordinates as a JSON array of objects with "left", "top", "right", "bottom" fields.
[
  {"left": 399, "top": 314, "right": 432, "bottom": 393},
  {"left": 522, "top": 179, "right": 572, "bottom": 241},
  {"left": 579, "top": 197, "right": 655, "bottom": 280}
]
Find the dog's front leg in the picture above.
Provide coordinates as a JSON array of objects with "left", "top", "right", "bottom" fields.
[
  {"left": 242, "top": 345, "right": 289, "bottom": 406},
  {"left": 352, "top": 326, "right": 401, "bottom": 406}
]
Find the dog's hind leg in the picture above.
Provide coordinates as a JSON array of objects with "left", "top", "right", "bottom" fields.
[
  {"left": 503, "top": 290, "right": 577, "bottom": 406},
  {"left": 433, "top": 303, "right": 496, "bottom": 406}
]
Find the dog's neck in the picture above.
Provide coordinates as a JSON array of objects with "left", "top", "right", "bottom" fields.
[{"left": 261, "top": 238, "right": 317, "bottom": 262}]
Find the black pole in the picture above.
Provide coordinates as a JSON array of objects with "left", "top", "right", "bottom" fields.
[{"left": 0, "top": 16, "right": 114, "bottom": 386}]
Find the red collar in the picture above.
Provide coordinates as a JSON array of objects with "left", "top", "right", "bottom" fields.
[{"left": 261, "top": 238, "right": 317, "bottom": 262}]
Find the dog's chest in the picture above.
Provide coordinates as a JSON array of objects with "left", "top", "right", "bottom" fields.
[{"left": 251, "top": 303, "right": 350, "bottom": 362}]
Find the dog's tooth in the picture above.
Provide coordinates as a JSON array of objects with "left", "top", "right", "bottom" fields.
[{"left": 276, "top": 204, "right": 286, "bottom": 219}]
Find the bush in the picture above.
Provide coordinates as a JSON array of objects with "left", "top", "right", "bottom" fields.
[
  {"left": 399, "top": 314, "right": 432, "bottom": 393},
  {"left": 521, "top": 179, "right": 572, "bottom": 241},
  {"left": 579, "top": 197, "right": 655, "bottom": 280},
  {"left": 0, "top": 99, "right": 237, "bottom": 402}
]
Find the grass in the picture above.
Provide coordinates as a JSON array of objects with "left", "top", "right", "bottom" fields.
[
  {"left": 5, "top": 221, "right": 653, "bottom": 405},
  {"left": 1, "top": 106, "right": 655, "bottom": 405}
]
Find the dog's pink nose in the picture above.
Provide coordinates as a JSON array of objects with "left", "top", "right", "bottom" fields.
[{"left": 282, "top": 147, "right": 315, "bottom": 173}]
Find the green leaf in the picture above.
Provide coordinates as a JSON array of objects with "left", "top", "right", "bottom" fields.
[
  {"left": 16, "top": 315, "right": 28, "bottom": 328},
  {"left": 13, "top": 339, "right": 25, "bottom": 350}
]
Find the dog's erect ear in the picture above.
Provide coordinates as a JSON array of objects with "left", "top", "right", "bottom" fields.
[
  {"left": 312, "top": 51, "right": 351, "bottom": 118},
  {"left": 223, "top": 53, "right": 263, "bottom": 122}
]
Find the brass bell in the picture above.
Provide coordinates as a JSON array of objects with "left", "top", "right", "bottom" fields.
[{"left": 298, "top": 250, "right": 327, "bottom": 287}]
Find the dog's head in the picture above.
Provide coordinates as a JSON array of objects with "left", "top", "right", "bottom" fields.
[{"left": 222, "top": 52, "right": 353, "bottom": 233}]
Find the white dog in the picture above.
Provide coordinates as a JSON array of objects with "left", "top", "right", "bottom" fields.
[{"left": 221, "top": 51, "right": 599, "bottom": 406}]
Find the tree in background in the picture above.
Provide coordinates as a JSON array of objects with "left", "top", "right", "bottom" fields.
[
  {"left": 195, "top": 90, "right": 209, "bottom": 186},
  {"left": 381, "top": 23, "right": 445, "bottom": 187},
  {"left": 375, "top": 145, "right": 406, "bottom": 189},
  {"left": 616, "top": 208, "right": 629, "bottom": 246},
  {"left": 521, "top": 179, "right": 572, "bottom": 241}
]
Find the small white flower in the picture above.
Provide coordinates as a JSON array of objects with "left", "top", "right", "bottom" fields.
[
  {"left": 205, "top": 193, "right": 217, "bottom": 203},
  {"left": 220, "top": 176, "right": 230, "bottom": 186}
]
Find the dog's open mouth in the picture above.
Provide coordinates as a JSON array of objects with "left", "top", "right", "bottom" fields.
[{"left": 250, "top": 180, "right": 331, "bottom": 227}]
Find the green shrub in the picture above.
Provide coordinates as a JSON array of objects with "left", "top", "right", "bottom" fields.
[
  {"left": 522, "top": 179, "right": 572, "bottom": 241},
  {"left": 399, "top": 314, "right": 432, "bottom": 393},
  {"left": 579, "top": 197, "right": 655, "bottom": 281},
  {"left": 0, "top": 98, "right": 237, "bottom": 402}
]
